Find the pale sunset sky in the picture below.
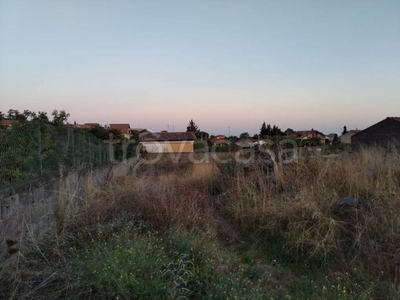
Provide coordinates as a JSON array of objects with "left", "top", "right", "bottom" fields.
[{"left": 0, "top": 0, "right": 399, "bottom": 136}]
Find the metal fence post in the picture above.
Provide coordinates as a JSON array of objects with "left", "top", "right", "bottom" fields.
[{"left": 38, "top": 121, "right": 43, "bottom": 175}]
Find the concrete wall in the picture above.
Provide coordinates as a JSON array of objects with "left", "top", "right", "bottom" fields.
[
  {"left": 141, "top": 141, "right": 194, "bottom": 153},
  {"left": 340, "top": 131, "right": 356, "bottom": 144},
  {"left": 166, "top": 141, "right": 194, "bottom": 153},
  {"left": 0, "top": 158, "right": 138, "bottom": 253}
]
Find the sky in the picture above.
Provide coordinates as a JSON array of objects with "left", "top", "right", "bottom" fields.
[{"left": 0, "top": 0, "right": 399, "bottom": 136}]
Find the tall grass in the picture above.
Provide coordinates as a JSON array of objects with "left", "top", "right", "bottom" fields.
[
  {"left": 2, "top": 148, "right": 400, "bottom": 299},
  {"left": 227, "top": 148, "right": 400, "bottom": 284},
  {"left": 77, "top": 157, "right": 218, "bottom": 231}
]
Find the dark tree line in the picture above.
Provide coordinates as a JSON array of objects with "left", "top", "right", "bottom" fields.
[
  {"left": 260, "top": 122, "right": 284, "bottom": 137},
  {"left": 0, "top": 109, "right": 70, "bottom": 126}
]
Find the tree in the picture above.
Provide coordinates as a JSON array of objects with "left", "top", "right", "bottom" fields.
[
  {"left": 7, "top": 109, "right": 19, "bottom": 120},
  {"left": 266, "top": 124, "right": 272, "bottom": 136},
  {"left": 198, "top": 131, "right": 209, "bottom": 140},
  {"left": 186, "top": 119, "right": 200, "bottom": 138},
  {"left": 37, "top": 111, "right": 49, "bottom": 123},
  {"left": 260, "top": 122, "right": 284, "bottom": 137},
  {"left": 239, "top": 132, "right": 249, "bottom": 139},
  {"left": 23, "top": 110, "right": 37, "bottom": 121},
  {"left": 260, "top": 122, "right": 268, "bottom": 137},
  {"left": 0, "top": 111, "right": 4, "bottom": 121},
  {"left": 284, "top": 128, "right": 294, "bottom": 136},
  {"left": 332, "top": 134, "right": 339, "bottom": 144},
  {"left": 273, "top": 125, "right": 283, "bottom": 136},
  {"left": 88, "top": 125, "right": 108, "bottom": 140},
  {"left": 52, "top": 110, "right": 70, "bottom": 126},
  {"left": 342, "top": 125, "right": 348, "bottom": 135},
  {"left": 260, "top": 122, "right": 273, "bottom": 137}
]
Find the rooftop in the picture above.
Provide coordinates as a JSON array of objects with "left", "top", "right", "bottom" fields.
[
  {"left": 388, "top": 117, "right": 400, "bottom": 122},
  {"left": 108, "top": 123, "right": 131, "bottom": 133},
  {"left": 73, "top": 123, "right": 100, "bottom": 129},
  {"left": 139, "top": 131, "right": 196, "bottom": 141},
  {"left": 0, "top": 119, "right": 17, "bottom": 126}
]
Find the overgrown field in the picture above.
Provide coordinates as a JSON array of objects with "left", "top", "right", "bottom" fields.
[{"left": 1, "top": 149, "right": 400, "bottom": 299}]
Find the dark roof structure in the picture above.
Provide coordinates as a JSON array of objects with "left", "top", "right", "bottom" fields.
[
  {"left": 351, "top": 117, "right": 400, "bottom": 151},
  {"left": 139, "top": 131, "right": 196, "bottom": 142},
  {"left": 388, "top": 117, "right": 400, "bottom": 123},
  {"left": 350, "top": 130, "right": 361, "bottom": 134}
]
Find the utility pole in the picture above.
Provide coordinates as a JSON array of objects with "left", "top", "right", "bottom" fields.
[{"left": 228, "top": 127, "right": 230, "bottom": 137}]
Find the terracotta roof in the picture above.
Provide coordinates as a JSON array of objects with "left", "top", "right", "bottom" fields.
[
  {"left": 289, "top": 130, "right": 325, "bottom": 139},
  {"left": 209, "top": 137, "right": 230, "bottom": 145},
  {"left": 0, "top": 120, "right": 17, "bottom": 126},
  {"left": 139, "top": 131, "right": 196, "bottom": 142},
  {"left": 108, "top": 123, "right": 130, "bottom": 133},
  {"left": 389, "top": 117, "right": 400, "bottom": 123},
  {"left": 215, "top": 134, "right": 226, "bottom": 139},
  {"left": 73, "top": 123, "right": 100, "bottom": 129}
]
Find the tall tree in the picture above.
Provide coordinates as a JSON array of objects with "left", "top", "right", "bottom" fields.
[
  {"left": 52, "top": 110, "right": 70, "bottom": 126},
  {"left": 260, "top": 122, "right": 268, "bottom": 137},
  {"left": 266, "top": 124, "right": 272, "bottom": 136},
  {"left": 186, "top": 119, "right": 200, "bottom": 138},
  {"left": 260, "top": 122, "right": 285, "bottom": 137}
]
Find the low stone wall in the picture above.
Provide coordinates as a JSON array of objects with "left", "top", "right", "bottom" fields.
[{"left": 0, "top": 158, "right": 138, "bottom": 250}]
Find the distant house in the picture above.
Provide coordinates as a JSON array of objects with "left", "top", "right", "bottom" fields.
[
  {"left": 351, "top": 117, "right": 400, "bottom": 151},
  {"left": 327, "top": 133, "right": 338, "bottom": 144},
  {"left": 236, "top": 138, "right": 257, "bottom": 149},
  {"left": 108, "top": 124, "right": 131, "bottom": 139},
  {"left": 73, "top": 123, "right": 100, "bottom": 129},
  {"left": 209, "top": 135, "right": 229, "bottom": 147},
  {"left": 289, "top": 129, "right": 327, "bottom": 145},
  {"left": 0, "top": 120, "right": 17, "bottom": 128},
  {"left": 139, "top": 131, "right": 197, "bottom": 153},
  {"left": 340, "top": 130, "right": 360, "bottom": 144}
]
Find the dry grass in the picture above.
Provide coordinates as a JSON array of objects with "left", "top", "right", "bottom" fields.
[
  {"left": 78, "top": 158, "right": 218, "bottom": 231},
  {"left": 74, "top": 148, "right": 400, "bottom": 286},
  {"left": 227, "top": 147, "right": 400, "bottom": 285},
  {"left": 3, "top": 148, "right": 400, "bottom": 298}
]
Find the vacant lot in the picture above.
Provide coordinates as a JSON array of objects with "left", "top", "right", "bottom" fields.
[{"left": 1, "top": 149, "right": 400, "bottom": 299}]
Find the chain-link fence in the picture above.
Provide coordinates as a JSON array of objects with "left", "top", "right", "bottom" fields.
[{"left": 0, "top": 122, "right": 111, "bottom": 187}]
